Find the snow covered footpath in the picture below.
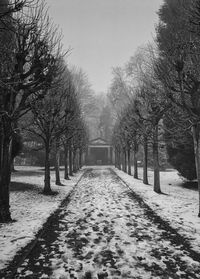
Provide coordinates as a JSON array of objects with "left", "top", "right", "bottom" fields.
[
  {"left": 113, "top": 167, "right": 200, "bottom": 254},
  {"left": 14, "top": 168, "right": 200, "bottom": 279},
  {"left": 0, "top": 166, "right": 84, "bottom": 271}
]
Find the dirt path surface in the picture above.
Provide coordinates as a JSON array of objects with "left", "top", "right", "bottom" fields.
[{"left": 8, "top": 168, "right": 200, "bottom": 278}]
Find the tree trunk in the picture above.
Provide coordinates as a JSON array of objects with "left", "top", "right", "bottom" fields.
[
  {"left": 127, "top": 147, "right": 131, "bottom": 175},
  {"left": 0, "top": 134, "right": 12, "bottom": 223},
  {"left": 69, "top": 143, "right": 73, "bottom": 176},
  {"left": 44, "top": 142, "right": 52, "bottom": 194},
  {"left": 118, "top": 150, "right": 121, "bottom": 170},
  {"left": 64, "top": 146, "right": 70, "bottom": 180},
  {"left": 133, "top": 147, "right": 138, "bottom": 179},
  {"left": 79, "top": 149, "right": 82, "bottom": 169},
  {"left": 153, "top": 125, "right": 161, "bottom": 193},
  {"left": 76, "top": 150, "right": 79, "bottom": 170},
  {"left": 114, "top": 149, "right": 117, "bottom": 168},
  {"left": 116, "top": 150, "right": 118, "bottom": 168},
  {"left": 143, "top": 136, "right": 149, "bottom": 185},
  {"left": 192, "top": 125, "right": 200, "bottom": 217},
  {"left": 55, "top": 141, "right": 62, "bottom": 185},
  {"left": 73, "top": 150, "right": 77, "bottom": 173},
  {"left": 124, "top": 149, "right": 127, "bottom": 173},
  {"left": 122, "top": 149, "right": 125, "bottom": 172}
]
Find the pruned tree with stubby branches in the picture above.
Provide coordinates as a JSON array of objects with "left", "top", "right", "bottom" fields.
[
  {"left": 109, "top": 44, "right": 170, "bottom": 192},
  {"left": 0, "top": 0, "right": 64, "bottom": 222},
  {"left": 61, "top": 68, "right": 90, "bottom": 179},
  {"left": 24, "top": 65, "right": 79, "bottom": 194}
]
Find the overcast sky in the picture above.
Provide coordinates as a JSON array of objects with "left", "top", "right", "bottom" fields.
[{"left": 45, "top": 0, "right": 163, "bottom": 93}]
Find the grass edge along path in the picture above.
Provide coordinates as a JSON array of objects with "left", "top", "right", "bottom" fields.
[
  {"left": 110, "top": 168, "right": 200, "bottom": 263},
  {"left": 0, "top": 169, "right": 90, "bottom": 279}
]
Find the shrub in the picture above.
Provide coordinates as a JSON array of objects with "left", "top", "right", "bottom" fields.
[
  {"left": 166, "top": 144, "right": 196, "bottom": 180},
  {"left": 164, "top": 109, "right": 196, "bottom": 181}
]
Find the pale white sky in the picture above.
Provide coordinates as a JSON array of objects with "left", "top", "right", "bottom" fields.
[{"left": 46, "top": 0, "right": 163, "bottom": 93}]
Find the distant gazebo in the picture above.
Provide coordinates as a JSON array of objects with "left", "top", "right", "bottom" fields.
[{"left": 85, "top": 138, "right": 113, "bottom": 165}]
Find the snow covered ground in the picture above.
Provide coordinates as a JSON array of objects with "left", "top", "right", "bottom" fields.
[
  {"left": 1, "top": 165, "right": 200, "bottom": 278},
  {"left": 13, "top": 168, "right": 200, "bottom": 279},
  {"left": 114, "top": 166, "right": 200, "bottom": 255},
  {"left": 0, "top": 166, "right": 84, "bottom": 271}
]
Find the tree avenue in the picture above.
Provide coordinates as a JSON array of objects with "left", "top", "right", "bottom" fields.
[
  {"left": 0, "top": 0, "right": 88, "bottom": 222},
  {"left": 1, "top": 0, "right": 200, "bottom": 225},
  {"left": 110, "top": 46, "right": 169, "bottom": 195},
  {"left": 109, "top": 0, "right": 200, "bottom": 217}
]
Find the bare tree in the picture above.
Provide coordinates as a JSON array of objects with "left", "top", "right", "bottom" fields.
[
  {"left": 26, "top": 66, "right": 78, "bottom": 193},
  {"left": 0, "top": 0, "right": 31, "bottom": 19},
  {"left": 0, "top": 1, "right": 64, "bottom": 221}
]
